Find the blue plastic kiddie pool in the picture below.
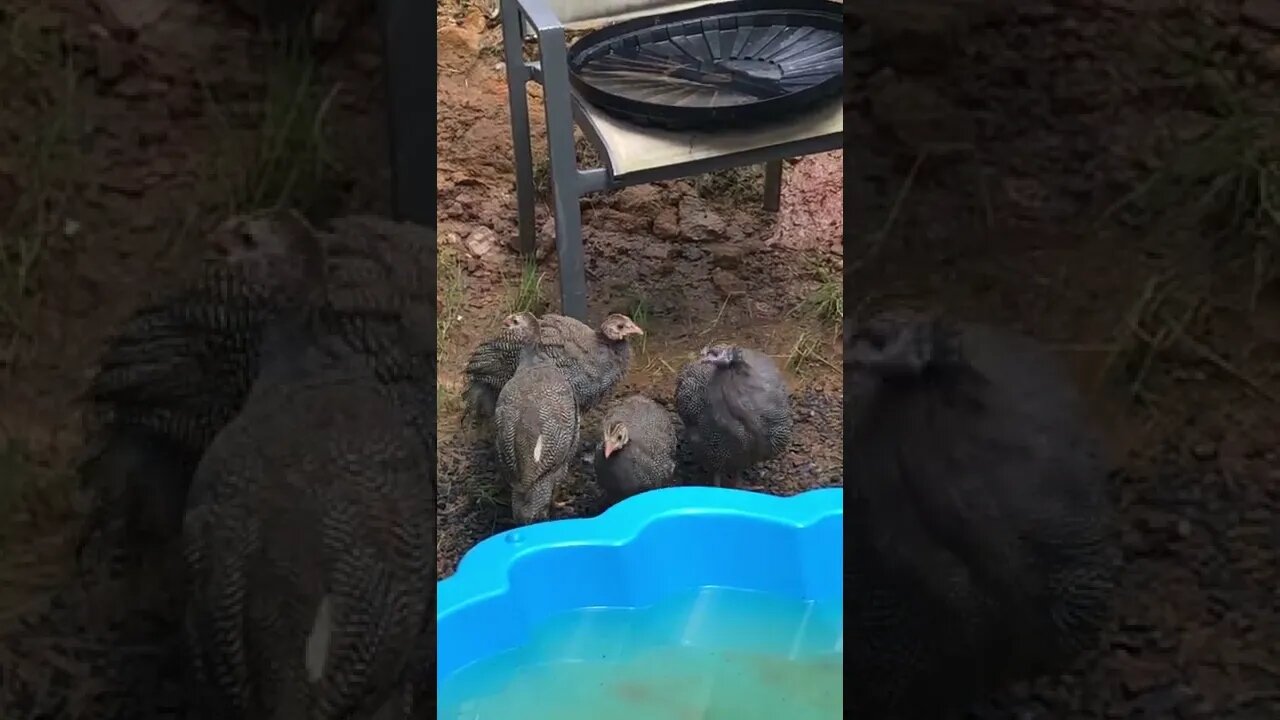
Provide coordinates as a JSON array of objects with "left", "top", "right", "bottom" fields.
[{"left": 438, "top": 487, "right": 844, "bottom": 719}]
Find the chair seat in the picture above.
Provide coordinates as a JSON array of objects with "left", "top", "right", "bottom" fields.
[{"left": 572, "top": 95, "right": 843, "bottom": 185}]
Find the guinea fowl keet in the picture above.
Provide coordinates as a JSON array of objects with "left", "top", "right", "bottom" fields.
[
  {"left": 535, "top": 312, "right": 643, "bottom": 412},
  {"left": 18, "top": 211, "right": 433, "bottom": 720},
  {"left": 182, "top": 214, "right": 435, "bottom": 719},
  {"left": 494, "top": 320, "right": 580, "bottom": 525},
  {"left": 80, "top": 211, "right": 306, "bottom": 562},
  {"left": 462, "top": 312, "right": 642, "bottom": 417},
  {"left": 593, "top": 394, "right": 678, "bottom": 506},
  {"left": 79, "top": 211, "right": 434, "bottom": 564},
  {"left": 675, "top": 344, "right": 792, "bottom": 487},
  {"left": 461, "top": 311, "right": 539, "bottom": 430},
  {"left": 45, "top": 211, "right": 325, "bottom": 720},
  {"left": 845, "top": 311, "right": 1118, "bottom": 719}
]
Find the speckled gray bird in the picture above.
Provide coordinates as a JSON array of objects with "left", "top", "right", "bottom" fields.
[
  {"left": 844, "top": 311, "right": 1118, "bottom": 719},
  {"left": 58, "top": 211, "right": 433, "bottom": 720},
  {"left": 461, "top": 312, "right": 539, "bottom": 430},
  {"left": 535, "top": 313, "right": 642, "bottom": 411},
  {"left": 494, "top": 324, "right": 580, "bottom": 525},
  {"left": 675, "top": 344, "right": 792, "bottom": 487},
  {"left": 80, "top": 213, "right": 434, "bottom": 562},
  {"left": 81, "top": 212, "right": 301, "bottom": 561},
  {"left": 463, "top": 313, "right": 642, "bottom": 415},
  {"left": 182, "top": 215, "right": 435, "bottom": 720},
  {"left": 593, "top": 394, "right": 678, "bottom": 506}
]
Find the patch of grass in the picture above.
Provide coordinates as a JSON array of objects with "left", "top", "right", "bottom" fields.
[
  {"left": 0, "top": 8, "right": 83, "bottom": 338},
  {"left": 202, "top": 35, "right": 340, "bottom": 217},
  {"left": 625, "top": 297, "right": 651, "bottom": 355},
  {"left": 1101, "top": 111, "right": 1280, "bottom": 247},
  {"left": 437, "top": 244, "right": 466, "bottom": 344},
  {"left": 1098, "top": 274, "right": 1202, "bottom": 402},
  {"left": 505, "top": 258, "right": 546, "bottom": 315},
  {"left": 785, "top": 331, "right": 836, "bottom": 376},
  {"left": 467, "top": 474, "right": 509, "bottom": 509},
  {"left": 1090, "top": 10, "right": 1280, "bottom": 404},
  {"left": 1104, "top": 11, "right": 1279, "bottom": 254},
  {"left": 796, "top": 264, "right": 843, "bottom": 322},
  {"left": 479, "top": 39, "right": 505, "bottom": 63},
  {"left": 693, "top": 165, "right": 763, "bottom": 204},
  {"left": 1097, "top": 273, "right": 1276, "bottom": 405}
]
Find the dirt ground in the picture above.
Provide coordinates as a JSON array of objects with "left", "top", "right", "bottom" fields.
[
  {"left": 434, "top": 4, "right": 845, "bottom": 576},
  {"left": 850, "top": 1, "right": 1280, "bottom": 718}
]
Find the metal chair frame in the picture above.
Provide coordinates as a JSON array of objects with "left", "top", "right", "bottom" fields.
[{"left": 499, "top": 0, "right": 842, "bottom": 319}]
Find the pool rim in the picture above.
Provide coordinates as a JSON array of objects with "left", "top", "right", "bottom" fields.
[{"left": 437, "top": 486, "right": 844, "bottom": 680}]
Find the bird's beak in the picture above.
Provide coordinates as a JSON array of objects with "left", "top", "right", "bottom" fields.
[
  {"left": 626, "top": 324, "right": 644, "bottom": 337},
  {"left": 603, "top": 440, "right": 617, "bottom": 458}
]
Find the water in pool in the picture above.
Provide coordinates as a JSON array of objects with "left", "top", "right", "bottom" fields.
[{"left": 438, "top": 586, "right": 843, "bottom": 720}]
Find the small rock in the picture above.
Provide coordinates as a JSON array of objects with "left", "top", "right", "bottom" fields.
[
  {"left": 641, "top": 244, "right": 671, "bottom": 261},
  {"left": 438, "top": 25, "right": 482, "bottom": 72},
  {"left": 652, "top": 208, "right": 679, "bottom": 240},
  {"left": 455, "top": 192, "right": 478, "bottom": 214},
  {"left": 711, "top": 268, "right": 745, "bottom": 296},
  {"left": 676, "top": 196, "right": 725, "bottom": 242},
  {"left": 705, "top": 243, "right": 746, "bottom": 269},
  {"left": 614, "top": 185, "right": 663, "bottom": 214},
  {"left": 465, "top": 227, "right": 498, "bottom": 257}
]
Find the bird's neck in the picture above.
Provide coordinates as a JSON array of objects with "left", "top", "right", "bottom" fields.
[
  {"left": 251, "top": 306, "right": 337, "bottom": 391},
  {"left": 600, "top": 335, "right": 630, "bottom": 356},
  {"left": 517, "top": 342, "right": 548, "bottom": 367}
]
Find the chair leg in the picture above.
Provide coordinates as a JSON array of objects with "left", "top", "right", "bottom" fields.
[
  {"left": 546, "top": 168, "right": 587, "bottom": 321},
  {"left": 763, "top": 159, "right": 783, "bottom": 212},
  {"left": 501, "top": 0, "right": 537, "bottom": 255},
  {"left": 539, "top": 31, "right": 588, "bottom": 321}
]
